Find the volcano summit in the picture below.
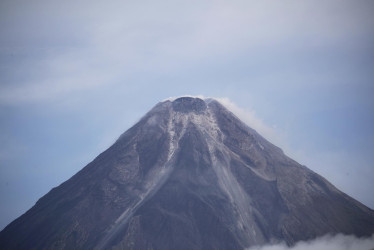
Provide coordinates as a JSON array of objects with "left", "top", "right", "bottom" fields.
[{"left": 1, "top": 97, "right": 373, "bottom": 250}]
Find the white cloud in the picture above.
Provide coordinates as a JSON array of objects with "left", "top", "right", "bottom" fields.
[{"left": 246, "top": 234, "right": 374, "bottom": 250}]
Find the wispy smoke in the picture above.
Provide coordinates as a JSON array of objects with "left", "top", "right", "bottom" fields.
[
  {"left": 246, "top": 234, "right": 374, "bottom": 250},
  {"left": 215, "top": 97, "right": 285, "bottom": 148}
]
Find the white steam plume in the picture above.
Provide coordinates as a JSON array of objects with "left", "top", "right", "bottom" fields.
[{"left": 215, "top": 97, "right": 285, "bottom": 148}]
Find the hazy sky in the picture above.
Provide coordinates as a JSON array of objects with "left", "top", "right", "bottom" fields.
[{"left": 0, "top": 0, "right": 374, "bottom": 230}]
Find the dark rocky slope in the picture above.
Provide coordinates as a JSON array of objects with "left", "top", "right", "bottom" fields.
[{"left": 1, "top": 97, "right": 373, "bottom": 250}]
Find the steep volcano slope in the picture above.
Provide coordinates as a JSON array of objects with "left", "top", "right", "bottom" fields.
[{"left": 1, "top": 97, "right": 374, "bottom": 250}]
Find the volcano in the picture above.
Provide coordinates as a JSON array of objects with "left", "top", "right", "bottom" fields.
[{"left": 1, "top": 97, "right": 374, "bottom": 250}]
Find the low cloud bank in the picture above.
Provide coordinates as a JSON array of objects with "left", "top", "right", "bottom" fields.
[{"left": 247, "top": 234, "right": 374, "bottom": 250}]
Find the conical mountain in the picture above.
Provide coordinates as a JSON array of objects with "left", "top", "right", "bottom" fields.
[{"left": 1, "top": 97, "right": 374, "bottom": 250}]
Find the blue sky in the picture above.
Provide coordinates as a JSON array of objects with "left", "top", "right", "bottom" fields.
[{"left": 0, "top": 0, "right": 374, "bottom": 230}]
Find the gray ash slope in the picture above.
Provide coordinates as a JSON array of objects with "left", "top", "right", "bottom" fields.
[{"left": 1, "top": 97, "right": 374, "bottom": 250}]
